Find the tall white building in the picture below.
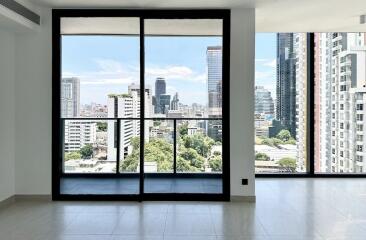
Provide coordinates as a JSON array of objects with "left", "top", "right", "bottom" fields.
[
  {"left": 61, "top": 77, "right": 80, "bottom": 118},
  {"left": 107, "top": 84, "right": 152, "bottom": 161},
  {"left": 316, "top": 32, "right": 366, "bottom": 173},
  {"left": 64, "top": 120, "right": 97, "bottom": 152},
  {"left": 255, "top": 86, "right": 275, "bottom": 115},
  {"left": 294, "top": 33, "right": 307, "bottom": 171}
]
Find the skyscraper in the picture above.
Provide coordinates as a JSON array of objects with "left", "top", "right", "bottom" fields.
[
  {"left": 255, "top": 86, "right": 275, "bottom": 115},
  {"left": 61, "top": 77, "right": 80, "bottom": 118},
  {"left": 107, "top": 84, "right": 153, "bottom": 162},
  {"left": 129, "top": 83, "right": 153, "bottom": 118},
  {"left": 314, "top": 32, "right": 366, "bottom": 173},
  {"left": 207, "top": 46, "right": 222, "bottom": 115},
  {"left": 159, "top": 94, "right": 171, "bottom": 114},
  {"left": 294, "top": 33, "right": 308, "bottom": 171},
  {"left": 170, "top": 92, "right": 179, "bottom": 111},
  {"left": 207, "top": 46, "right": 223, "bottom": 141},
  {"left": 276, "top": 33, "right": 296, "bottom": 137},
  {"left": 154, "top": 77, "right": 166, "bottom": 114}
]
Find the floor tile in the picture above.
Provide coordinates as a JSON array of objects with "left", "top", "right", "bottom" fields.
[{"left": 164, "top": 213, "right": 215, "bottom": 235}]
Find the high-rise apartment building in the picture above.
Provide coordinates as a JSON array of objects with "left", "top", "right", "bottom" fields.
[
  {"left": 314, "top": 32, "right": 366, "bottom": 173},
  {"left": 61, "top": 77, "right": 80, "bottom": 118},
  {"left": 207, "top": 46, "right": 223, "bottom": 141},
  {"left": 314, "top": 33, "right": 332, "bottom": 172},
  {"left": 170, "top": 92, "right": 179, "bottom": 111},
  {"left": 276, "top": 33, "right": 296, "bottom": 137},
  {"left": 255, "top": 86, "right": 275, "bottom": 115},
  {"left": 107, "top": 84, "right": 152, "bottom": 161},
  {"left": 159, "top": 94, "right": 171, "bottom": 114},
  {"left": 154, "top": 77, "right": 166, "bottom": 114},
  {"left": 129, "top": 83, "right": 153, "bottom": 118},
  {"left": 294, "top": 33, "right": 308, "bottom": 171},
  {"left": 62, "top": 77, "right": 94, "bottom": 154},
  {"left": 64, "top": 120, "right": 96, "bottom": 152},
  {"left": 207, "top": 46, "right": 223, "bottom": 114}
]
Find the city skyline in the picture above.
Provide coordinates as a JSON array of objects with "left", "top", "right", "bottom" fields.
[{"left": 62, "top": 35, "right": 222, "bottom": 106}]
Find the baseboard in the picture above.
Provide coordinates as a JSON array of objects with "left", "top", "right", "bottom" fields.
[
  {"left": 14, "top": 194, "right": 52, "bottom": 201},
  {"left": 0, "top": 195, "right": 15, "bottom": 209},
  {"left": 230, "top": 195, "right": 256, "bottom": 202}
]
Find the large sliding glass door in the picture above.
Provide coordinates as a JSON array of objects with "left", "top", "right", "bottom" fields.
[
  {"left": 52, "top": 10, "right": 230, "bottom": 200},
  {"left": 143, "top": 18, "right": 224, "bottom": 195}
]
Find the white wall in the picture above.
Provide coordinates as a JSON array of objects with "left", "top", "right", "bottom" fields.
[
  {"left": 11, "top": 7, "right": 256, "bottom": 197},
  {"left": 0, "top": 29, "right": 15, "bottom": 202},
  {"left": 14, "top": 7, "right": 52, "bottom": 195},
  {"left": 230, "top": 9, "right": 255, "bottom": 197}
]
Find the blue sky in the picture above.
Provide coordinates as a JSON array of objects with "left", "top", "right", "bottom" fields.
[
  {"left": 62, "top": 36, "right": 221, "bottom": 105},
  {"left": 62, "top": 33, "right": 277, "bottom": 105},
  {"left": 255, "top": 33, "right": 277, "bottom": 98}
]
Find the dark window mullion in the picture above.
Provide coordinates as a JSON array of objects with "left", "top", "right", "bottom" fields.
[
  {"left": 139, "top": 17, "right": 145, "bottom": 199},
  {"left": 173, "top": 119, "right": 177, "bottom": 174},
  {"left": 116, "top": 119, "right": 121, "bottom": 174}
]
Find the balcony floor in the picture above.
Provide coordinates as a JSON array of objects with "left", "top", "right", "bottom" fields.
[{"left": 60, "top": 177, "right": 223, "bottom": 195}]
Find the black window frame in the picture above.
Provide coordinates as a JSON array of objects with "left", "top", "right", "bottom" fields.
[
  {"left": 52, "top": 9, "right": 231, "bottom": 201},
  {"left": 256, "top": 33, "right": 366, "bottom": 178}
]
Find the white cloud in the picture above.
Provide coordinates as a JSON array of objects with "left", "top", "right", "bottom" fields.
[
  {"left": 63, "top": 58, "right": 139, "bottom": 86},
  {"left": 146, "top": 65, "right": 207, "bottom": 83},
  {"left": 263, "top": 59, "right": 276, "bottom": 68},
  {"left": 255, "top": 71, "right": 273, "bottom": 80},
  {"left": 62, "top": 59, "right": 207, "bottom": 87},
  {"left": 255, "top": 58, "right": 276, "bottom": 68}
]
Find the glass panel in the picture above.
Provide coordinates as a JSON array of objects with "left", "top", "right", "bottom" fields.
[
  {"left": 177, "top": 120, "right": 222, "bottom": 173},
  {"left": 143, "top": 19, "right": 223, "bottom": 194},
  {"left": 314, "top": 32, "right": 366, "bottom": 173},
  {"left": 144, "top": 19, "right": 223, "bottom": 119},
  {"left": 61, "top": 18, "right": 140, "bottom": 118},
  {"left": 255, "top": 33, "right": 308, "bottom": 173},
  {"left": 63, "top": 120, "right": 116, "bottom": 173},
  {"left": 60, "top": 17, "right": 141, "bottom": 196},
  {"left": 144, "top": 120, "right": 174, "bottom": 173}
]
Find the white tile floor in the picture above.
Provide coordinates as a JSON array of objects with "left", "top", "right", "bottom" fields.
[{"left": 2, "top": 179, "right": 366, "bottom": 240}]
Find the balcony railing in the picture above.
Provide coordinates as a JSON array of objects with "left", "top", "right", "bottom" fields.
[{"left": 60, "top": 117, "right": 223, "bottom": 176}]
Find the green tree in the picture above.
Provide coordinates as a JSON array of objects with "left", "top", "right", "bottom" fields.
[
  {"left": 276, "top": 130, "right": 292, "bottom": 142},
  {"left": 96, "top": 122, "right": 107, "bottom": 132},
  {"left": 178, "top": 147, "right": 205, "bottom": 170},
  {"left": 255, "top": 152, "right": 270, "bottom": 161},
  {"left": 277, "top": 157, "right": 297, "bottom": 172},
  {"left": 130, "top": 136, "right": 140, "bottom": 150},
  {"left": 153, "top": 121, "right": 161, "bottom": 127},
  {"left": 178, "top": 122, "right": 188, "bottom": 137},
  {"left": 261, "top": 137, "right": 283, "bottom": 147},
  {"left": 177, "top": 156, "right": 197, "bottom": 172},
  {"left": 209, "top": 155, "right": 222, "bottom": 172},
  {"left": 182, "top": 133, "right": 214, "bottom": 158},
  {"left": 65, "top": 151, "right": 81, "bottom": 161},
  {"left": 144, "top": 138, "right": 173, "bottom": 172},
  {"left": 121, "top": 151, "right": 139, "bottom": 172},
  {"left": 80, "top": 144, "right": 93, "bottom": 159}
]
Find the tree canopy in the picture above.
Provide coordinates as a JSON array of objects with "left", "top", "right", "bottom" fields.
[
  {"left": 277, "top": 157, "right": 297, "bottom": 172},
  {"left": 96, "top": 122, "right": 107, "bottom": 132},
  {"left": 80, "top": 144, "right": 93, "bottom": 159},
  {"left": 276, "top": 130, "right": 293, "bottom": 142},
  {"left": 255, "top": 152, "right": 270, "bottom": 161},
  {"left": 120, "top": 131, "right": 221, "bottom": 173},
  {"left": 65, "top": 151, "right": 81, "bottom": 161}
]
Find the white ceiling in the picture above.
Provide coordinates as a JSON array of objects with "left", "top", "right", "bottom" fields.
[
  {"left": 61, "top": 18, "right": 223, "bottom": 35},
  {"left": 29, "top": 0, "right": 366, "bottom": 32}
]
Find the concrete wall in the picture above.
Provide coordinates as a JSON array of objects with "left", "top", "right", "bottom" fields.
[
  {"left": 14, "top": 7, "right": 52, "bottom": 195},
  {"left": 230, "top": 9, "right": 255, "bottom": 197},
  {"left": 0, "top": 29, "right": 15, "bottom": 202},
  {"left": 10, "top": 7, "right": 256, "bottom": 197}
]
